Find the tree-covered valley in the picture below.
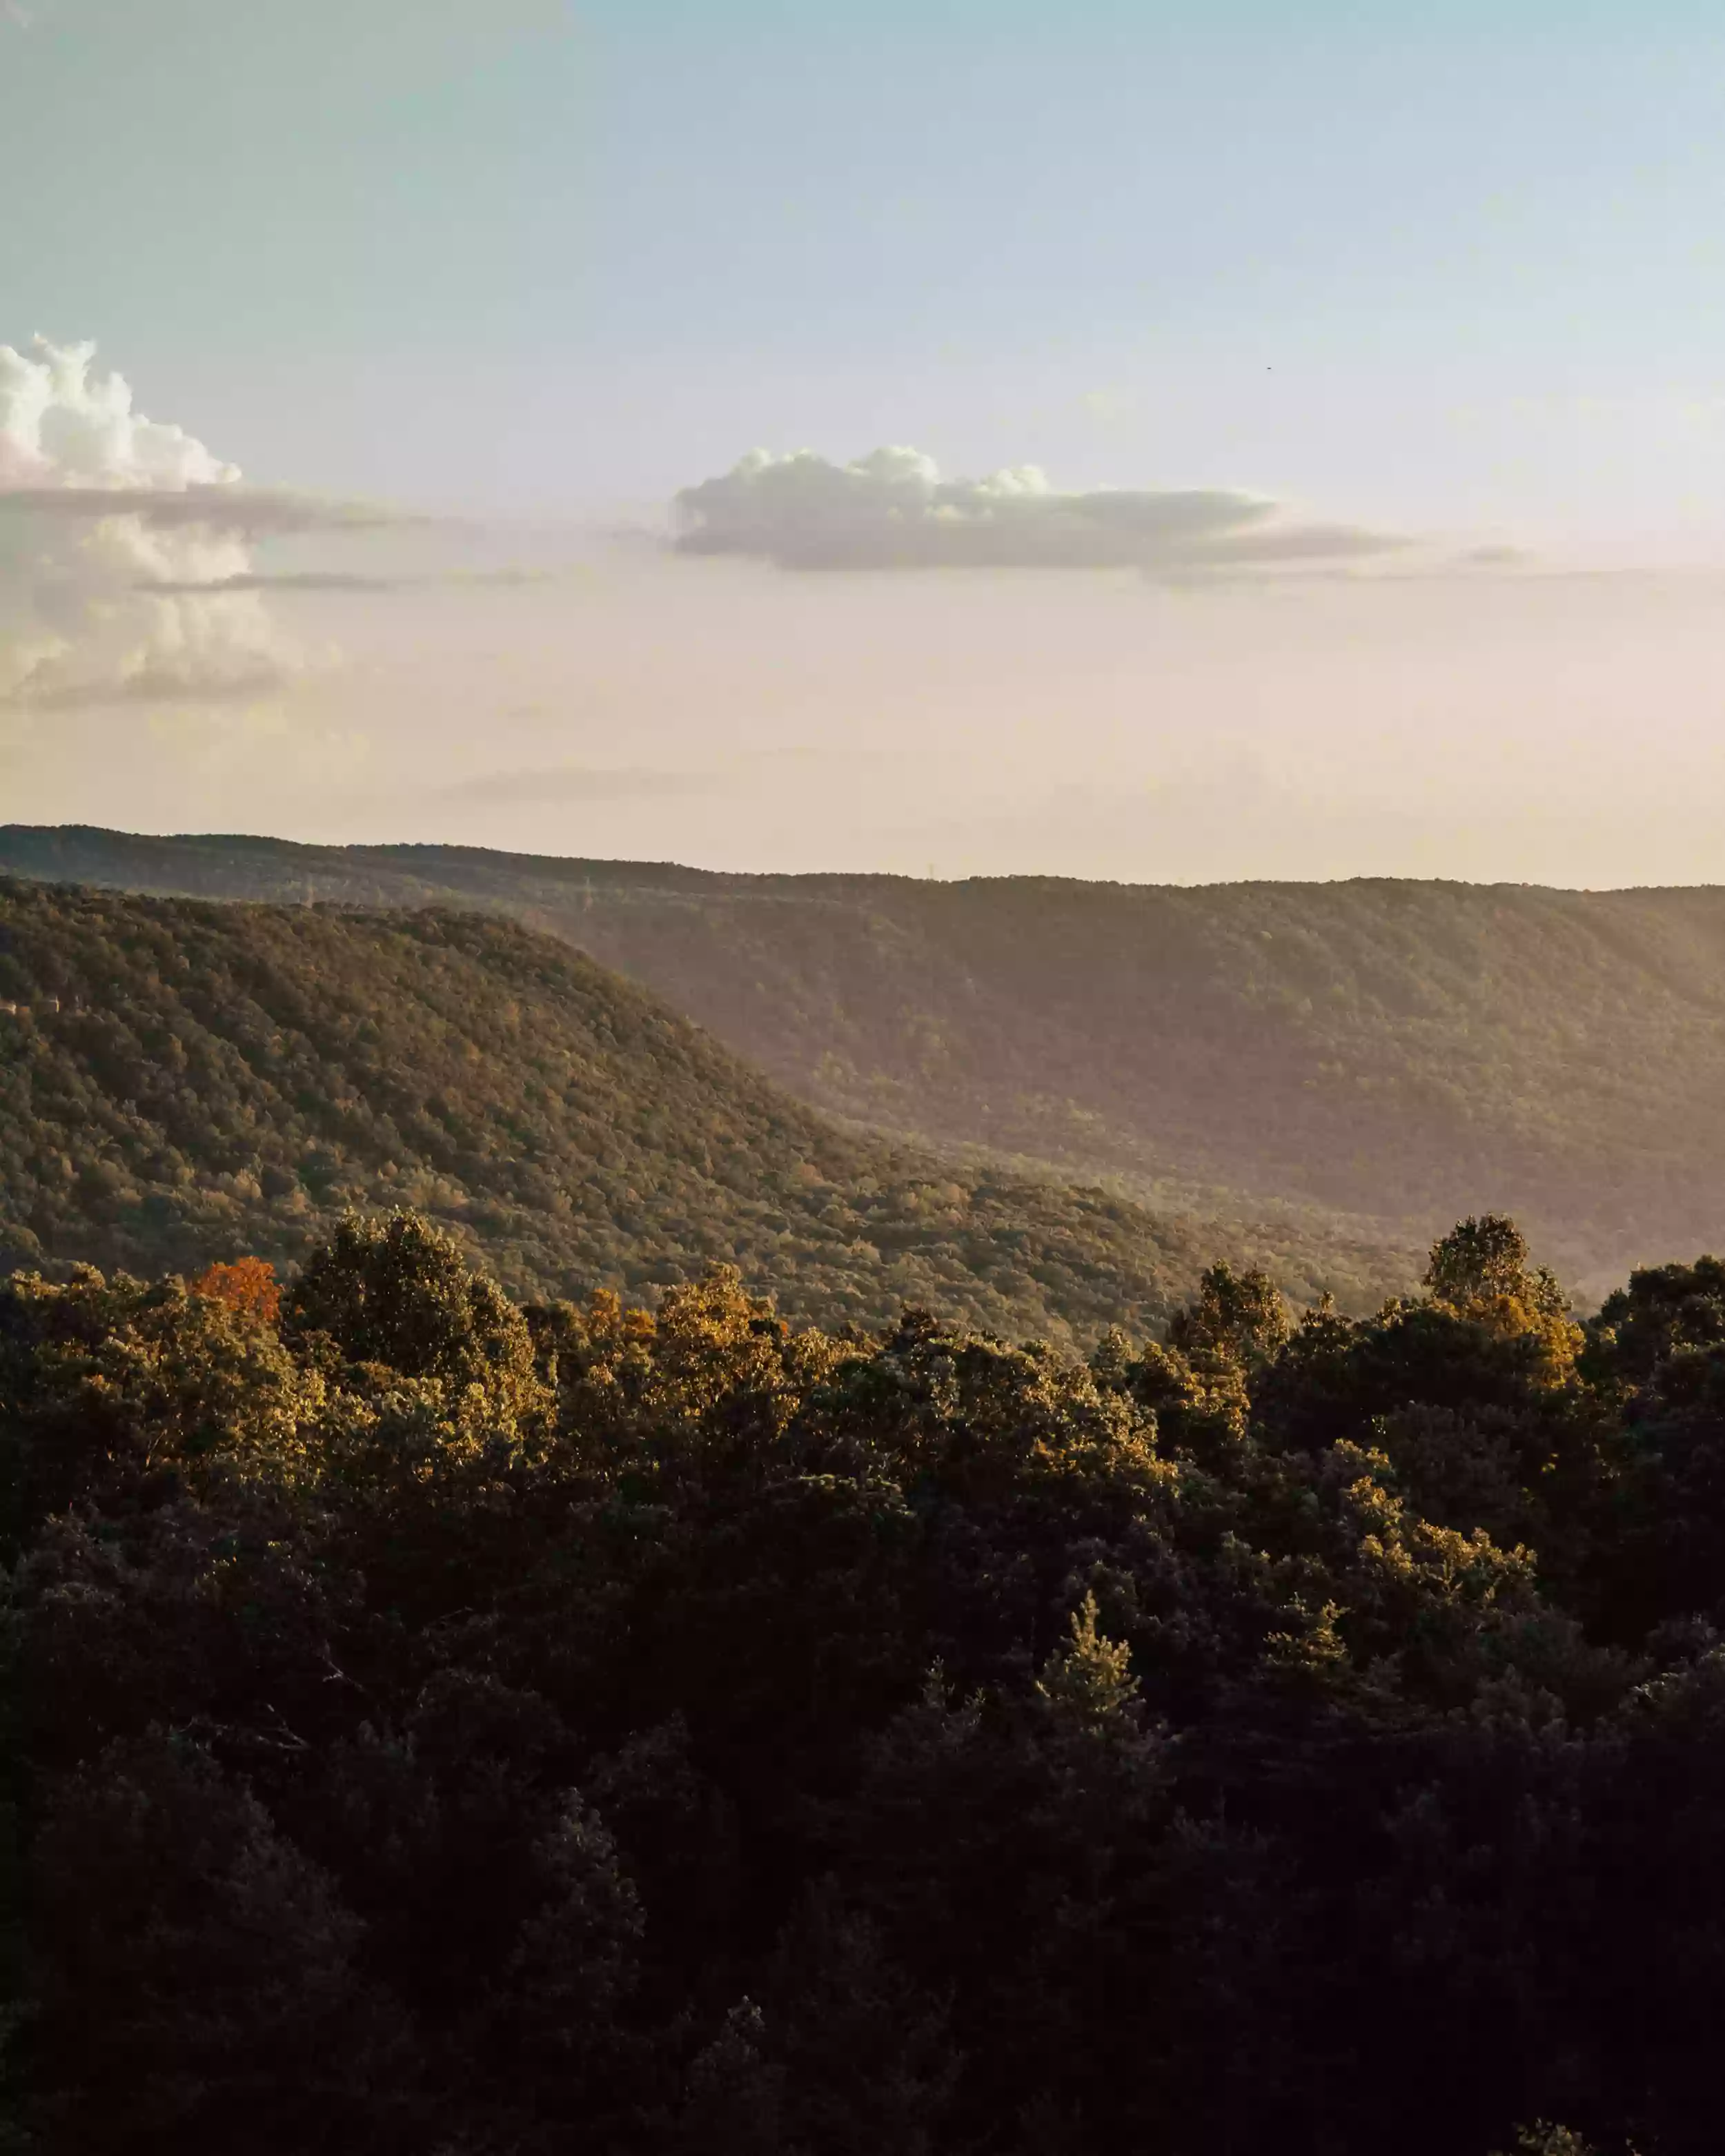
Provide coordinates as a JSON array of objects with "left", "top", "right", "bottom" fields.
[
  {"left": 0, "top": 877, "right": 1410, "bottom": 1338},
  {"left": 6, "top": 854, "right": 1725, "bottom": 2156},
  {"left": 11, "top": 823, "right": 1725, "bottom": 1294}
]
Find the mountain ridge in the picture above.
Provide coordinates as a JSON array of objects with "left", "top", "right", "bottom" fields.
[
  {"left": 0, "top": 875, "right": 1414, "bottom": 1336},
  {"left": 8, "top": 824, "right": 1725, "bottom": 1292}
]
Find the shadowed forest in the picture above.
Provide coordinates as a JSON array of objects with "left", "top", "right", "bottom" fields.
[{"left": 1, "top": 1204, "right": 1714, "bottom": 2155}]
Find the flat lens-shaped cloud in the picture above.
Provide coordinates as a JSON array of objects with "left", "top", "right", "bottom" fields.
[{"left": 673, "top": 445, "right": 1409, "bottom": 575}]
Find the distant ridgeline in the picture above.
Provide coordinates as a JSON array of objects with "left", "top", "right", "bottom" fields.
[
  {"left": 7, "top": 823, "right": 1725, "bottom": 1295},
  {"left": 0, "top": 878, "right": 1412, "bottom": 1335}
]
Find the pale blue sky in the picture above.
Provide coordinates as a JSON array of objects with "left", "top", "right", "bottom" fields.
[
  {"left": 6, "top": 1, "right": 1725, "bottom": 539},
  {"left": 8, "top": 2, "right": 1725, "bottom": 882}
]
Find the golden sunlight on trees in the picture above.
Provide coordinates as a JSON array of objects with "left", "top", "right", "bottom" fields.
[
  {"left": 3, "top": 1203, "right": 1720, "bottom": 2152},
  {"left": 1424, "top": 1212, "right": 1584, "bottom": 1381},
  {"left": 190, "top": 1255, "right": 282, "bottom": 1324}
]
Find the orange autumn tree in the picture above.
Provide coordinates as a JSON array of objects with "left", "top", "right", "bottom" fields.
[{"left": 190, "top": 1256, "right": 282, "bottom": 1325}]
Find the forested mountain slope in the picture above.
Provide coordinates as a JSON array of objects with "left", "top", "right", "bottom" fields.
[
  {"left": 0, "top": 879, "right": 1407, "bottom": 1335},
  {"left": 8, "top": 824, "right": 1724, "bottom": 1288}
]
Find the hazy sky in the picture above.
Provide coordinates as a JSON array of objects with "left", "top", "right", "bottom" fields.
[{"left": 6, "top": 1, "right": 1725, "bottom": 882}]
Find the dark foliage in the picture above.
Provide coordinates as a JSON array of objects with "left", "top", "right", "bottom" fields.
[{"left": 1, "top": 1206, "right": 1714, "bottom": 2154}]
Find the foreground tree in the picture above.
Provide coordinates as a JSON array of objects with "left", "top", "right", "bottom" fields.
[{"left": 3, "top": 1209, "right": 1722, "bottom": 2156}]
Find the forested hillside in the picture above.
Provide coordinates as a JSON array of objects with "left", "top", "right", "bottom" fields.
[
  {"left": 0, "top": 879, "right": 1408, "bottom": 1337},
  {"left": 10, "top": 824, "right": 1725, "bottom": 1290},
  {"left": 3, "top": 1205, "right": 1717, "bottom": 2154}
]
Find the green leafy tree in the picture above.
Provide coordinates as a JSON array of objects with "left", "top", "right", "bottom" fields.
[
  {"left": 1425, "top": 1214, "right": 1581, "bottom": 1381},
  {"left": 286, "top": 1211, "right": 543, "bottom": 1419},
  {"left": 1167, "top": 1260, "right": 1292, "bottom": 1368}
]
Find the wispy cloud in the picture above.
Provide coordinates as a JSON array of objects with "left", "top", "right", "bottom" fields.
[
  {"left": 0, "top": 483, "right": 416, "bottom": 536},
  {"left": 1452, "top": 544, "right": 1534, "bottom": 569},
  {"left": 135, "top": 571, "right": 398, "bottom": 595},
  {"left": 133, "top": 566, "right": 559, "bottom": 595},
  {"left": 19, "top": 664, "right": 293, "bottom": 713},
  {"left": 440, "top": 762, "right": 724, "bottom": 807}
]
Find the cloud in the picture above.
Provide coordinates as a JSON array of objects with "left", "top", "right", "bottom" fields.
[
  {"left": 132, "top": 565, "right": 559, "bottom": 596},
  {"left": 19, "top": 664, "right": 295, "bottom": 713},
  {"left": 135, "top": 571, "right": 399, "bottom": 595},
  {"left": 1452, "top": 544, "right": 1534, "bottom": 569},
  {"left": 672, "top": 444, "right": 1411, "bottom": 576},
  {"left": 316, "top": 758, "right": 724, "bottom": 834},
  {"left": 442, "top": 762, "right": 723, "bottom": 807},
  {"left": 0, "top": 337, "right": 328, "bottom": 709},
  {"left": 1, "top": 484, "right": 414, "bottom": 535}
]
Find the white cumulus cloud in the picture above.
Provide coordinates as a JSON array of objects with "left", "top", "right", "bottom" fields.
[
  {"left": 673, "top": 444, "right": 1410, "bottom": 575},
  {"left": 0, "top": 337, "right": 301, "bottom": 710}
]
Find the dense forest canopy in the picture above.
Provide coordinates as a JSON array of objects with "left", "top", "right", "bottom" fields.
[
  {"left": 0, "top": 878, "right": 1410, "bottom": 1339},
  {"left": 10, "top": 824, "right": 1725, "bottom": 1292},
  {"left": 3, "top": 1206, "right": 1718, "bottom": 2153}
]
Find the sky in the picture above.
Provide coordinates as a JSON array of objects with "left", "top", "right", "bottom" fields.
[{"left": 5, "top": 0, "right": 1725, "bottom": 884}]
